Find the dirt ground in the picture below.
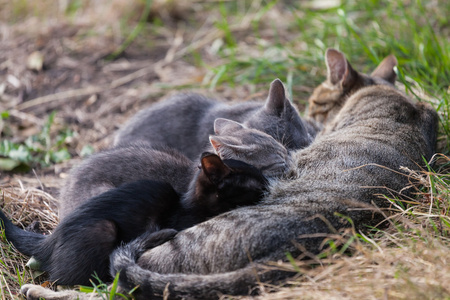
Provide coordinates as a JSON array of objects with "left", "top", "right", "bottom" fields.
[
  {"left": 0, "top": 4, "right": 259, "bottom": 196},
  {"left": 0, "top": 2, "right": 296, "bottom": 295}
]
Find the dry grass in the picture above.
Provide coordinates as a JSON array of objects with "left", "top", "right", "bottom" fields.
[
  {"left": 257, "top": 238, "right": 450, "bottom": 300},
  {"left": 0, "top": 184, "right": 59, "bottom": 298},
  {"left": 1, "top": 0, "right": 450, "bottom": 299},
  {"left": 241, "top": 156, "right": 450, "bottom": 300}
]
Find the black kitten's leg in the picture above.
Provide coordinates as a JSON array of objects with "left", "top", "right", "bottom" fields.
[{"left": 49, "top": 219, "right": 119, "bottom": 285}]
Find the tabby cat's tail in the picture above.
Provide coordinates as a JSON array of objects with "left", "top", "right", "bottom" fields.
[{"left": 110, "top": 230, "right": 294, "bottom": 300}]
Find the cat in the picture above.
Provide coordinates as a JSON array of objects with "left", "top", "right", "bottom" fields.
[
  {"left": 0, "top": 152, "right": 269, "bottom": 286},
  {"left": 59, "top": 118, "right": 290, "bottom": 219},
  {"left": 210, "top": 118, "right": 292, "bottom": 177},
  {"left": 307, "top": 48, "right": 398, "bottom": 127},
  {"left": 20, "top": 83, "right": 438, "bottom": 300},
  {"left": 113, "top": 78, "right": 314, "bottom": 160}
]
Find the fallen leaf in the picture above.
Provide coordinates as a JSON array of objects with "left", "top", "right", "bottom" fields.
[{"left": 27, "top": 51, "right": 44, "bottom": 71}]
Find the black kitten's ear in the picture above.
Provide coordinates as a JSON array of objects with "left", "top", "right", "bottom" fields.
[
  {"left": 325, "top": 48, "right": 358, "bottom": 89},
  {"left": 214, "top": 118, "right": 245, "bottom": 135},
  {"left": 371, "top": 54, "right": 398, "bottom": 84},
  {"left": 201, "top": 153, "right": 231, "bottom": 185},
  {"left": 265, "top": 78, "right": 286, "bottom": 116}
]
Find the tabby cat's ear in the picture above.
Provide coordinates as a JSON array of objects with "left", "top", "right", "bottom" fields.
[
  {"left": 371, "top": 54, "right": 398, "bottom": 84},
  {"left": 201, "top": 153, "right": 231, "bottom": 184},
  {"left": 265, "top": 78, "right": 286, "bottom": 116},
  {"left": 325, "top": 48, "right": 358, "bottom": 89},
  {"left": 214, "top": 118, "right": 245, "bottom": 135}
]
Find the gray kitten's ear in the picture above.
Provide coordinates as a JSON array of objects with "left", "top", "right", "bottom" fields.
[
  {"left": 325, "top": 48, "right": 357, "bottom": 89},
  {"left": 209, "top": 136, "right": 225, "bottom": 154},
  {"left": 200, "top": 153, "right": 231, "bottom": 184},
  {"left": 371, "top": 54, "right": 398, "bottom": 84},
  {"left": 214, "top": 118, "right": 244, "bottom": 135},
  {"left": 209, "top": 135, "right": 249, "bottom": 157},
  {"left": 265, "top": 78, "right": 286, "bottom": 116}
]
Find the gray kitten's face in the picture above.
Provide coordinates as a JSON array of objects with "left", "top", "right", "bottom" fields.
[
  {"left": 244, "top": 78, "right": 312, "bottom": 151},
  {"left": 210, "top": 118, "right": 291, "bottom": 177}
]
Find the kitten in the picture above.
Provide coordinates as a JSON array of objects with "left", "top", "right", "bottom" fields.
[
  {"left": 0, "top": 153, "right": 268, "bottom": 286},
  {"left": 210, "top": 118, "right": 292, "bottom": 178},
  {"left": 307, "top": 48, "right": 398, "bottom": 127},
  {"left": 114, "top": 79, "right": 313, "bottom": 160},
  {"left": 60, "top": 119, "right": 290, "bottom": 219}
]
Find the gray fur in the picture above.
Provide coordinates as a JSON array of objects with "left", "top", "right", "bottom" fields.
[
  {"left": 114, "top": 79, "right": 313, "bottom": 160},
  {"left": 58, "top": 144, "right": 194, "bottom": 220},
  {"left": 210, "top": 118, "right": 292, "bottom": 177}
]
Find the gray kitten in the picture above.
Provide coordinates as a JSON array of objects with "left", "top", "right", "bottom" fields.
[
  {"left": 210, "top": 118, "right": 292, "bottom": 177},
  {"left": 114, "top": 79, "right": 313, "bottom": 160},
  {"left": 58, "top": 144, "right": 193, "bottom": 220},
  {"left": 21, "top": 81, "right": 438, "bottom": 299}
]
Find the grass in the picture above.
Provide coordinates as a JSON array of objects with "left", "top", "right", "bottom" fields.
[
  {"left": 107, "top": 0, "right": 154, "bottom": 60},
  {"left": 203, "top": 0, "right": 450, "bottom": 129},
  {"left": 77, "top": 273, "right": 133, "bottom": 300},
  {"left": 0, "top": 0, "right": 449, "bottom": 299},
  {"left": 0, "top": 112, "right": 73, "bottom": 172}
]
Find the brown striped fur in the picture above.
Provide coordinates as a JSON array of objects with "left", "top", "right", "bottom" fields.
[{"left": 307, "top": 48, "right": 398, "bottom": 127}]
